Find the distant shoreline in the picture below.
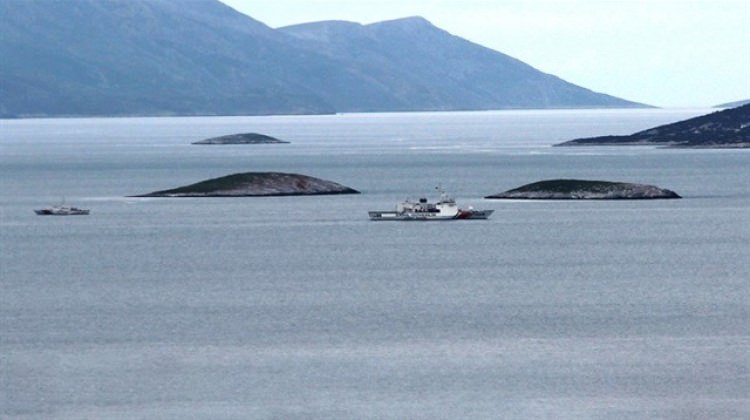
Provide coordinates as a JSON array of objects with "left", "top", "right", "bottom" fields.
[
  {"left": 3, "top": 106, "right": 715, "bottom": 121},
  {"left": 556, "top": 104, "right": 750, "bottom": 149}
]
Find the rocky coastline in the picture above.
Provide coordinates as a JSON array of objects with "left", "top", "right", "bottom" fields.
[
  {"left": 133, "top": 172, "right": 359, "bottom": 197},
  {"left": 485, "top": 179, "right": 681, "bottom": 200},
  {"left": 556, "top": 104, "right": 750, "bottom": 148}
]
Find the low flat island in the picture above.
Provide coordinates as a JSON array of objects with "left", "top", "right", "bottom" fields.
[
  {"left": 485, "top": 179, "right": 681, "bottom": 200},
  {"left": 133, "top": 172, "right": 359, "bottom": 197},
  {"left": 192, "top": 133, "right": 289, "bottom": 145}
]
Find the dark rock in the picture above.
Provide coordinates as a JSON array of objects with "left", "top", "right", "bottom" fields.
[
  {"left": 133, "top": 172, "right": 359, "bottom": 197},
  {"left": 485, "top": 179, "right": 681, "bottom": 200},
  {"left": 192, "top": 133, "right": 289, "bottom": 145},
  {"left": 556, "top": 104, "right": 750, "bottom": 148}
]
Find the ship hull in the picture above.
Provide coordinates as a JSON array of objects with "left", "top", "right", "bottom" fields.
[
  {"left": 34, "top": 208, "right": 89, "bottom": 216},
  {"left": 368, "top": 209, "right": 493, "bottom": 221}
]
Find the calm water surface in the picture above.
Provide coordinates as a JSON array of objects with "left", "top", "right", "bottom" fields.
[{"left": 1, "top": 109, "right": 748, "bottom": 419}]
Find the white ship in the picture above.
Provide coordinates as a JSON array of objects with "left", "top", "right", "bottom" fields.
[{"left": 369, "top": 189, "right": 493, "bottom": 221}]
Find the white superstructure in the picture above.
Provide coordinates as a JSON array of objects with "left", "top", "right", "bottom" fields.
[{"left": 369, "top": 189, "right": 493, "bottom": 221}]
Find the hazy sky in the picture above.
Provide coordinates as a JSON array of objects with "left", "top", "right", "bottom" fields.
[{"left": 220, "top": 0, "right": 750, "bottom": 108}]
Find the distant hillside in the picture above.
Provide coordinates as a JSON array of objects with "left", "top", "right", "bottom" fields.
[
  {"left": 0, "top": 0, "right": 340, "bottom": 116},
  {"left": 280, "top": 18, "right": 642, "bottom": 111},
  {"left": 0, "top": 0, "right": 645, "bottom": 118},
  {"left": 557, "top": 104, "right": 750, "bottom": 148},
  {"left": 715, "top": 99, "right": 750, "bottom": 108}
]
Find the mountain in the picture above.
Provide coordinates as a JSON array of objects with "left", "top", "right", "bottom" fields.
[
  {"left": 0, "top": 0, "right": 343, "bottom": 116},
  {"left": 281, "top": 17, "right": 642, "bottom": 111},
  {"left": 557, "top": 104, "right": 750, "bottom": 148},
  {"left": 0, "top": 0, "right": 644, "bottom": 118}
]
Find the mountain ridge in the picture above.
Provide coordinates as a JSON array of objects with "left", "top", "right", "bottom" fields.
[
  {"left": 557, "top": 104, "right": 750, "bottom": 148},
  {"left": 282, "top": 17, "right": 642, "bottom": 111},
  {"left": 1, "top": 0, "right": 645, "bottom": 118}
]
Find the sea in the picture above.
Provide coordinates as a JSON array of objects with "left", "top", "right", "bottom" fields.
[{"left": 1, "top": 109, "right": 748, "bottom": 420}]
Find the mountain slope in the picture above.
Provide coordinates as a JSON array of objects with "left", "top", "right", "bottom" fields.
[
  {"left": 282, "top": 17, "right": 643, "bottom": 111},
  {"left": 0, "top": 0, "right": 644, "bottom": 117},
  {"left": 715, "top": 99, "right": 750, "bottom": 108},
  {"left": 557, "top": 104, "right": 750, "bottom": 148},
  {"left": 0, "top": 0, "right": 347, "bottom": 116}
]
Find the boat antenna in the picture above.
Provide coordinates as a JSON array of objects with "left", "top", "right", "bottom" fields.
[{"left": 436, "top": 184, "right": 451, "bottom": 202}]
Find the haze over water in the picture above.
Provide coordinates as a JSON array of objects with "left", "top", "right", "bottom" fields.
[{"left": 1, "top": 109, "right": 748, "bottom": 419}]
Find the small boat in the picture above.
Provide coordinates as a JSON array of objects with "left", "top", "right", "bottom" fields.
[
  {"left": 34, "top": 201, "right": 90, "bottom": 216},
  {"left": 369, "top": 188, "right": 493, "bottom": 221}
]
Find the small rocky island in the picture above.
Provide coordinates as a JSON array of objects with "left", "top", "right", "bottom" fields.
[
  {"left": 556, "top": 104, "right": 750, "bottom": 148},
  {"left": 192, "top": 133, "right": 289, "bottom": 145},
  {"left": 133, "top": 172, "right": 359, "bottom": 197},
  {"left": 485, "top": 179, "right": 681, "bottom": 200}
]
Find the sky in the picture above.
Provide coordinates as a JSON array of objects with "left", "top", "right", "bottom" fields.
[{"left": 219, "top": 0, "right": 750, "bottom": 108}]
